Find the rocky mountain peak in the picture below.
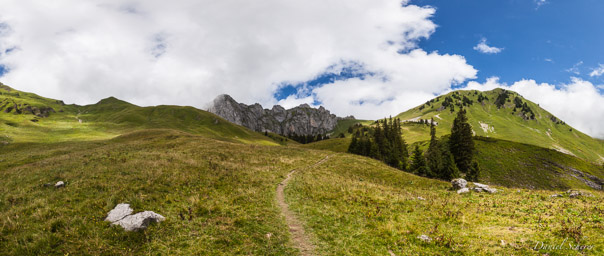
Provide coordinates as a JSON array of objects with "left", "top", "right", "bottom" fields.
[{"left": 208, "top": 94, "right": 346, "bottom": 136}]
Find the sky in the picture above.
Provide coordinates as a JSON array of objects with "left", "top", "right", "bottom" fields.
[{"left": 0, "top": 0, "right": 603, "bottom": 138}]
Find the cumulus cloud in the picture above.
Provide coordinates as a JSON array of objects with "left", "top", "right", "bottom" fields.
[
  {"left": 473, "top": 38, "right": 503, "bottom": 54},
  {"left": 461, "top": 77, "right": 604, "bottom": 138},
  {"left": 590, "top": 64, "right": 604, "bottom": 77},
  {"left": 0, "top": 0, "right": 478, "bottom": 115}
]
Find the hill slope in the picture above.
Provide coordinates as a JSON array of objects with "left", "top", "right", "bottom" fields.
[
  {"left": 395, "top": 88, "right": 604, "bottom": 163},
  {"left": 1, "top": 129, "right": 602, "bottom": 255},
  {"left": 0, "top": 84, "right": 280, "bottom": 145}
]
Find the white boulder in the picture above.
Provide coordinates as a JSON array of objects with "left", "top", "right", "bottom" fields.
[{"left": 451, "top": 178, "right": 467, "bottom": 190}]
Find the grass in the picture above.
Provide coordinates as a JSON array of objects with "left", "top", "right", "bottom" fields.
[
  {"left": 0, "top": 129, "right": 328, "bottom": 255},
  {"left": 474, "top": 138, "right": 604, "bottom": 190},
  {"left": 0, "top": 85, "right": 281, "bottom": 146},
  {"left": 395, "top": 89, "right": 604, "bottom": 164},
  {"left": 286, "top": 152, "right": 604, "bottom": 255}
]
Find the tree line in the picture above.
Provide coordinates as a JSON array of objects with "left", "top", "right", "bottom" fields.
[{"left": 348, "top": 108, "right": 480, "bottom": 181}]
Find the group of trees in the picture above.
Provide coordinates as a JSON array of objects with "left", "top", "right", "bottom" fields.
[
  {"left": 409, "top": 108, "right": 480, "bottom": 181},
  {"left": 284, "top": 132, "right": 329, "bottom": 144},
  {"left": 348, "top": 117, "right": 409, "bottom": 170}
]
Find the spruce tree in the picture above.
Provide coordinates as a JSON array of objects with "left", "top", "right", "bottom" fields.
[
  {"left": 425, "top": 118, "right": 442, "bottom": 178},
  {"left": 449, "top": 107, "right": 475, "bottom": 173},
  {"left": 410, "top": 145, "right": 428, "bottom": 176},
  {"left": 467, "top": 160, "right": 480, "bottom": 182},
  {"left": 440, "top": 145, "right": 460, "bottom": 180}
]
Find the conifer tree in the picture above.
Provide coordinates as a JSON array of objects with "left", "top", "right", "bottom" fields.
[
  {"left": 410, "top": 145, "right": 428, "bottom": 176},
  {"left": 467, "top": 160, "right": 480, "bottom": 182},
  {"left": 440, "top": 144, "right": 460, "bottom": 180},
  {"left": 449, "top": 107, "right": 475, "bottom": 173},
  {"left": 425, "top": 118, "right": 442, "bottom": 178}
]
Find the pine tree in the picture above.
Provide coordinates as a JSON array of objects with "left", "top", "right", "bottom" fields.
[
  {"left": 348, "top": 131, "right": 360, "bottom": 154},
  {"left": 440, "top": 145, "right": 460, "bottom": 180},
  {"left": 425, "top": 118, "right": 442, "bottom": 178},
  {"left": 410, "top": 145, "right": 428, "bottom": 176},
  {"left": 467, "top": 160, "right": 480, "bottom": 182},
  {"left": 449, "top": 107, "right": 475, "bottom": 173}
]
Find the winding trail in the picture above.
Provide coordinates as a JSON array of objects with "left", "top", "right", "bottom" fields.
[{"left": 276, "top": 155, "right": 330, "bottom": 256}]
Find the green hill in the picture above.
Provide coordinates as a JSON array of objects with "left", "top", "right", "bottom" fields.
[
  {"left": 395, "top": 88, "right": 604, "bottom": 164},
  {"left": 0, "top": 84, "right": 280, "bottom": 145}
]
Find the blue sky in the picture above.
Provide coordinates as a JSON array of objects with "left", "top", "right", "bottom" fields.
[
  {"left": 274, "top": 0, "right": 604, "bottom": 100},
  {"left": 417, "top": 0, "right": 604, "bottom": 87}
]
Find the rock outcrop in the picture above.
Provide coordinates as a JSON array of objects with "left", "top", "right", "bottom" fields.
[{"left": 207, "top": 94, "right": 344, "bottom": 136}]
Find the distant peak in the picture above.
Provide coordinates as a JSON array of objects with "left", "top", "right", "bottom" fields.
[{"left": 96, "top": 96, "right": 131, "bottom": 105}]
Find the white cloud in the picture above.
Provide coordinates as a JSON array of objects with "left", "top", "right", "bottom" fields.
[
  {"left": 462, "top": 77, "right": 604, "bottom": 139},
  {"left": 473, "top": 38, "right": 503, "bottom": 54},
  {"left": 590, "top": 64, "right": 604, "bottom": 77},
  {"left": 0, "top": 0, "right": 477, "bottom": 114},
  {"left": 535, "top": 0, "right": 548, "bottom": 9},
  {"left": 566, "top": 61, "right": 583, "bottom": 75}
]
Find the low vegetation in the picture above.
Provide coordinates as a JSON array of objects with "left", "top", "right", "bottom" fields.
[{"left": 287, "top": 152, "right": 604, "bottom": 255}]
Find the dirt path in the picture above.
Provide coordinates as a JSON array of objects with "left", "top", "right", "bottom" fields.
[{"left": 276, "top": 155, "right": 330, "bottom": 256}]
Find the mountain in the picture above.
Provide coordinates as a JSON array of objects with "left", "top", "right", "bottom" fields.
[
  {"left": 1, "top": 83, "right": 604, "bottom": 255},
  {"left": 395, "top": 88, "right": 604, "bottom": 164},
  {"left": 0, "top": 83, "right": 282, "bottom": 145},
  {"left": 208, "top": 94, "right": 350, "bottom": 136}
]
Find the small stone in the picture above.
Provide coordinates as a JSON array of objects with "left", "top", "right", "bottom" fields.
[
  {"left": 472, "top": 187, "right": 484, "bottom": 192},
  {"left": 500, "top": 240, "right": 506, "bottom": 246},
  {"left": 472, "top": 182, "right": 497, "bottom": 193},
  {"left": 105, "top": 203, "right": 134, "bottom": 223},
  {"left": 54, "top": 181, "right": 65, "bottom": 188},
  {"left": 113, "top": 211, "right": 165, "bottom": 231},
  {"left": 417, "top": 196, "right": 426, "bottom": 200},
  {"left": 549, "top": 194, "right": 562, "bottom": 198},
  {"left": 457, "top": 188, "right": 470, "bottom": 194},
  {"left": 451, "top": 178, "right": 467, "bottom": 190},
  {"left": 417, "top": 234, "right": 432, "bottom": 242},
  {"left": 566, "top": 189, "right": 592, "bottom": 198}
]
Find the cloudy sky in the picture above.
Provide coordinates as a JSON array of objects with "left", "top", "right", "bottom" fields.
[{"left": 0, "top": 0, "right": 603, "bottom": 138}]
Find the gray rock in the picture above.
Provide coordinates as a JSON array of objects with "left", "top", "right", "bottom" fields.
[
  {"left": 451, "top": 178, "right": 467, "bottom": 190},
  {"left": 472, "top": 183, "right": 497, "bottom": 193},
  {"left": 207, "top": 94, "right": 342, "bottom": 136},
  {"left": 417, "top": 196, "right": 426, "bottom": 200},
  {"left": 457, "top": 188, "right": 470, "bottom": 194},
  {"left": 417, "top": 234, "right": 432, "bottom": 242},
  {"left": 105, "top": 204, "right": 165, "bottom": 231},
  {"left": 105, "top": 203, "right": 134, "bottom": 223},
  {"left": 54, "top": 181, "right": 65, "bottom": 188},
  {"left": 113, "top": 211, "right": 165, "bottom": 231},
  {"left": 566, "top": 189, "right": 592, "bottom": 198}
]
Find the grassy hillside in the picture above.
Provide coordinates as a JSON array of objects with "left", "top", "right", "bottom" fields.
[
  {"left": 302, "top": 136, "right": 604, "bottom": 190},
  {"left": 395, "top": 89, "right": 604, "bottom": 164},
  {"left": 0, "top": 84, "right": 280, "bottom": 145},
  {"left": 0, "top": 129, "right": 328, "bottom": 255},
  {"left": 1, "top": 129, "right": 602, "bottom": 255},
  {"left": 287, "top": 152, "right": 604, "bottom": 255}
]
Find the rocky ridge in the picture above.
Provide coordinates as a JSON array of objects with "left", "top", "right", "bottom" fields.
[{"left": 208, "top": 94, "right": 349, "bottom": 136}]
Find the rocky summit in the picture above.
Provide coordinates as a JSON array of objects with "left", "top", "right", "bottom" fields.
[{"left": 207, "top": 94, "right": 346, "bottom": 136}]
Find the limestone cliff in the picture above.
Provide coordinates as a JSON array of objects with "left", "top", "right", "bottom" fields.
[{"left": 207, "top": 94, "right": 347, "bottom": 136}]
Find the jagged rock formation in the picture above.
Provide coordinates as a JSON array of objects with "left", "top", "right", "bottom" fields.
[{"left": 207, "top": 94, "right": 344, "bottom": 136}]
